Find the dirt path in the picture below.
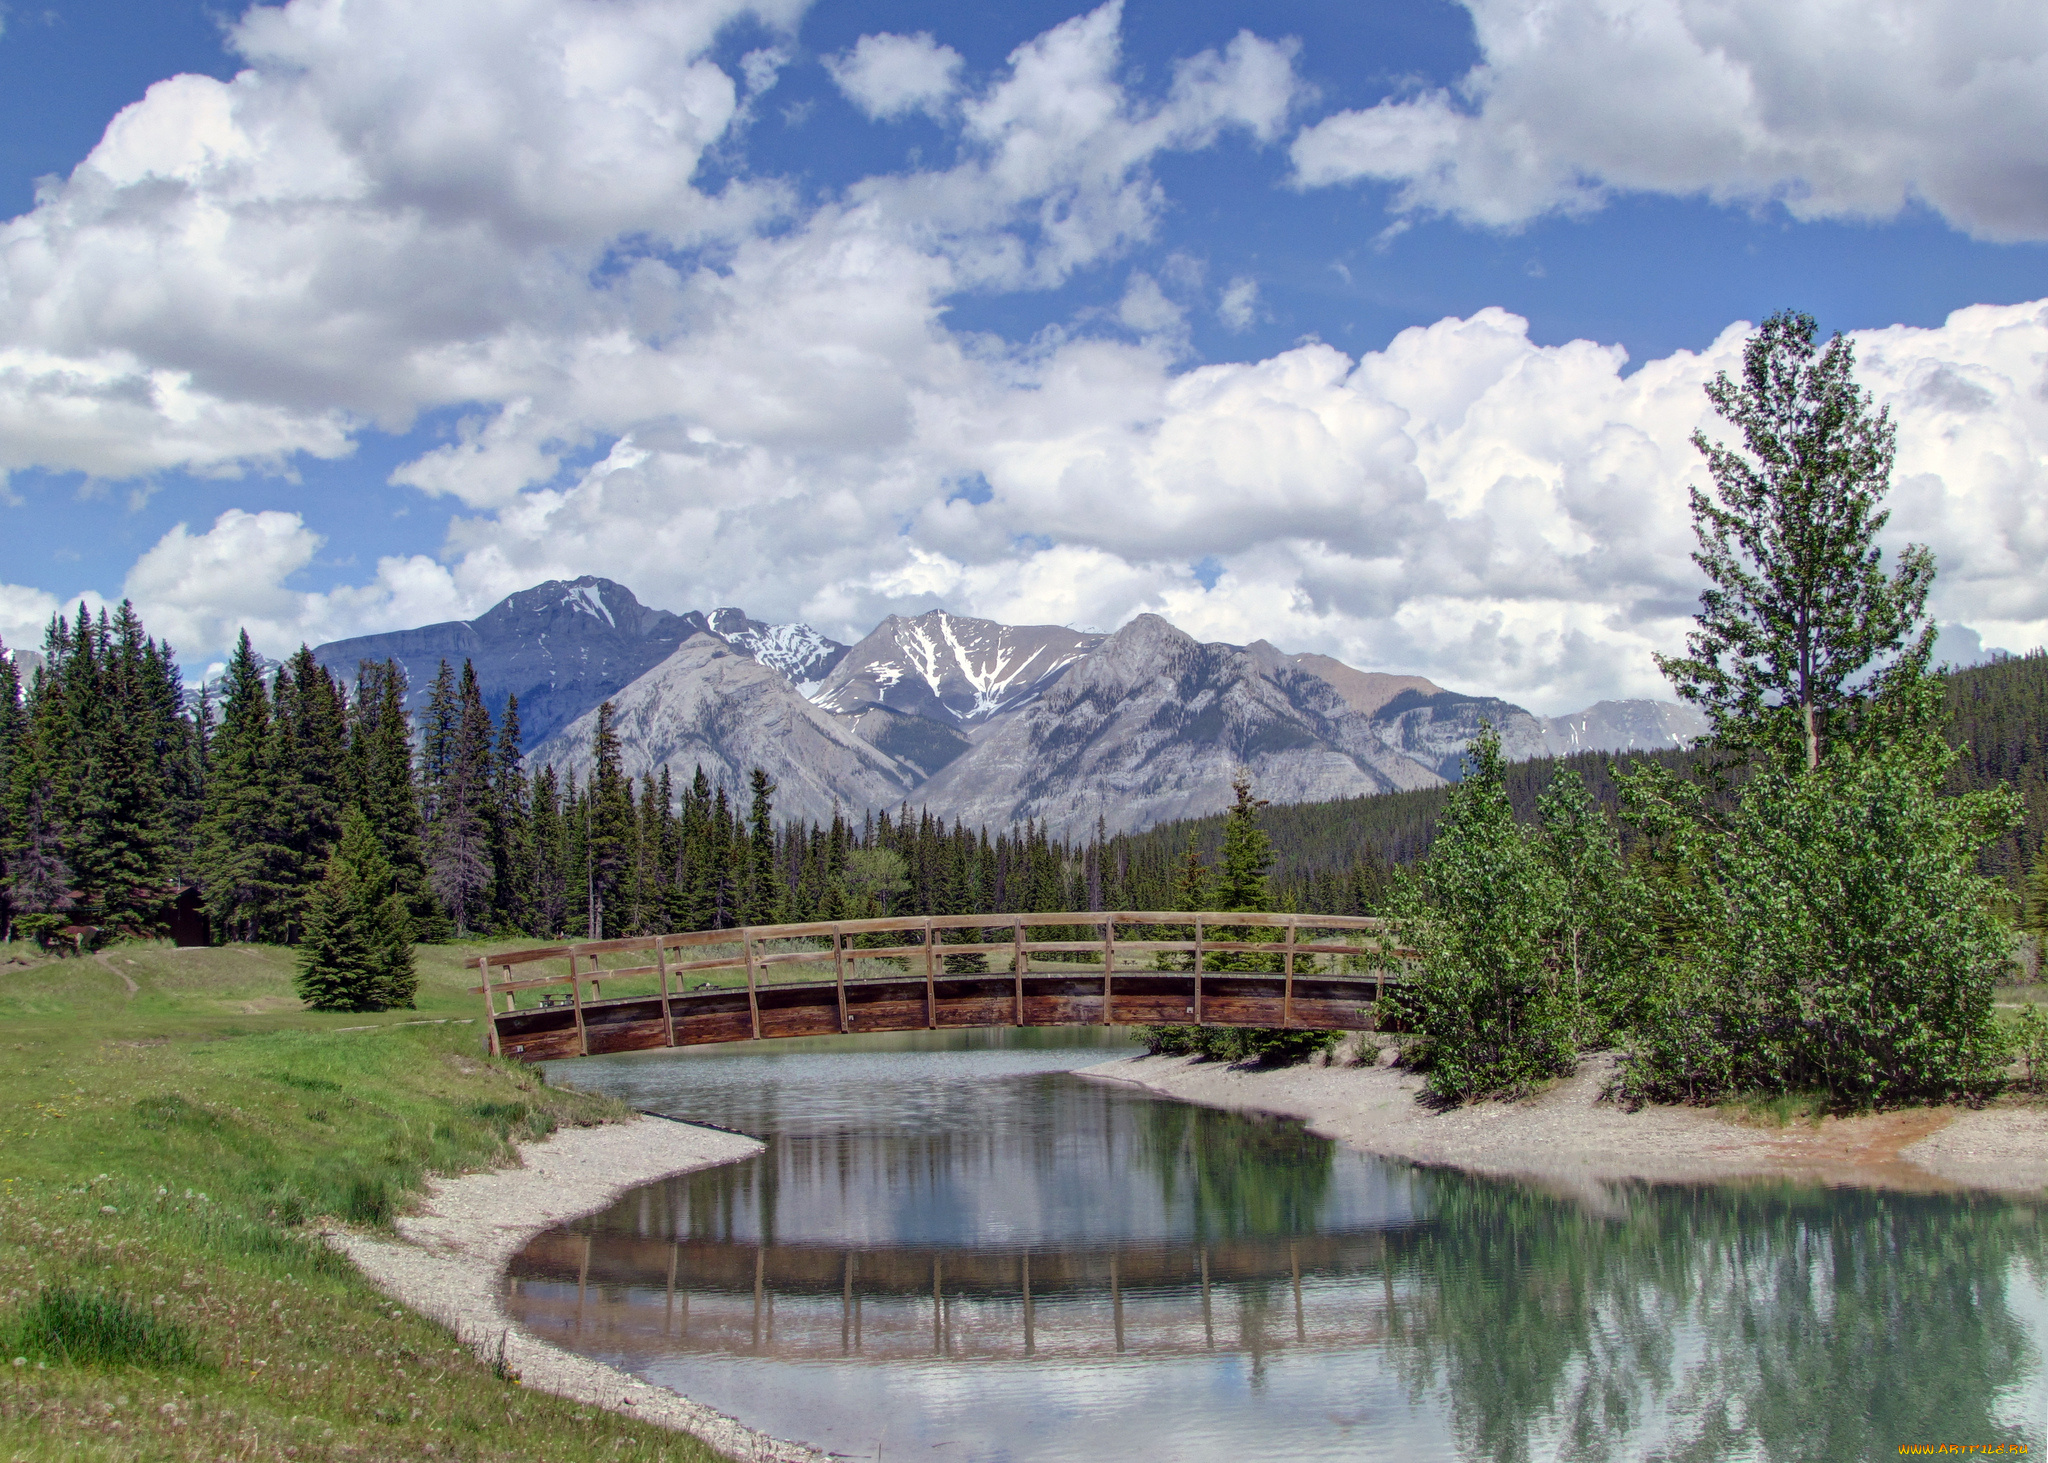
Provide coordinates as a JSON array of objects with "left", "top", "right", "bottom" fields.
[
  {"left": 1082, "top": 1050, "right": 2048, "bottom": 1193},
  {"left": 93, "top": 951, "right": 138, "bottom": 994},
  {"left": 328, "top": 1116, "right": 828, "bottom": 1463}
]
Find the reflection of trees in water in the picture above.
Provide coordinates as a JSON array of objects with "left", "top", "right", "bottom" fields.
[
  {"left": 1133, "top": 1096, "right": 1336, "bottom": 1240},
  {"left": 1387, "top": 1173, "right": 2047, "bottom": 1463}
]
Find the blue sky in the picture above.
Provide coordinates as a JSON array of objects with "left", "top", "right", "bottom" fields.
[{"left": 2, "top": 0, "right": 2045, "bottom": 705}]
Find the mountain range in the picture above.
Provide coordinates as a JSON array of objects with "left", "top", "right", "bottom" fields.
[{"left": 313, "top": 576, "right": 1706, "bottom": 835}]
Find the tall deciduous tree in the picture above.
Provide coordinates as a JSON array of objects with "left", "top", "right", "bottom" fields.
[{"left": 1657, "top": 310, "right": 1933, "bottom": 770}]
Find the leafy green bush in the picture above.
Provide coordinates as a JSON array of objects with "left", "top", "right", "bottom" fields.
[
  {"left": 1618, "top": 717, "right": 2018, "bottom": 1107},
  {"left": 0, "top": 1287, "right": 202, "bottom": 1369},
  {"left": 1386, "top": 731, "right": 1648, "bottom": 1103},
  {"left": 1135, "top": 1023, "right": 1340, "bottom": 1066}
]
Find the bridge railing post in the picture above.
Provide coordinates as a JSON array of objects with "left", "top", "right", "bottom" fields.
[
  {"left": 569, "top": 953, "right": 589, "bottom": 1057},
  {"left": 1283, "top": 918, "right": 1297, "bottom": 1028},
  {"left": 923, "top": 918, "right": 936, "bottom": 1029},
  {"left": 742, "top": 929, "right": 761, "bottom": 1039},
  {"left": 833, "top": 926, "right": 848, "bottom": 1033},
  {"left": 1101, "top": 917, "right": 1115, "bottom": 1024},
  {"left": 1194, "top": 914, "right": 1204, "bottom": 1023},
  {"left": 1012, "top": 919, "right": 1024, "bottom": 1026},
  {"left": 656, "top": 938, "right": 675, "bottom": 1047},
  {"left": 478, "top": 957, "right": 502, "bottom": 1056}
]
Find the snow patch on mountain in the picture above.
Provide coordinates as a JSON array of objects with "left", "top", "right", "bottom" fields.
[
  {"left": 563, "top": 583, "right": 615, "bottom": 627},
  {"left": 706, "top": 608, "right": 850, "bottom": 686},
  {"left": 814, "top": 610, "right": 1103, "bottom": 728}
]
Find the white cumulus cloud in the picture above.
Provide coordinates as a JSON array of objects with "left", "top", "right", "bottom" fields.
[
  {"left": 1290, "top": 0, "right": 2048, "bottom": 240},
  {"left": 825, "top": 31, "right": 964, "bottom": 121}
]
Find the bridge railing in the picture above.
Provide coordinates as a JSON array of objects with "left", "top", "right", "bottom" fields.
[{"left": 473, "top": 912, "right": 1412, "bottom": 1055}]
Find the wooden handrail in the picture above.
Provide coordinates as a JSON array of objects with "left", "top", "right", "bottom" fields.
[
  {"left": 473, "top": 915, "right": 1414, "bottom": 997},
  {"left": 478, "top": 911, "right": 1392, "bottom": 971}
]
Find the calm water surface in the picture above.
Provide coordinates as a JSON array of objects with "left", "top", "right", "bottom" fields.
[{"left": 508, "top": 1030, "right": 2048, "bottom": 1462}]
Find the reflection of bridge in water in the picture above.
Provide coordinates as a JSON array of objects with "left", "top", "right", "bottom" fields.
[
  {"left": 476, "top": 912, "right": 1407, "bottom": 1062},
  {"left": 506, "top": 1231, "right": 1401, "bottom": 1363}
]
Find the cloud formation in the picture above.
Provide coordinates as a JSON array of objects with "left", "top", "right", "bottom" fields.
[
  {"left": 0, "top": 0, "right": 2044, "bottom": 715},
  {"left": 1290, "top": 0, "right": 2048, "bottom": 240},
  {"left": 826, "top": 31, "right": 964, "bottom": 121}
]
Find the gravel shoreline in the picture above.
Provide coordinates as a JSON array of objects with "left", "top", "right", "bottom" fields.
[
  {"left": 1081, "top": 1047, "right": 2048, "bottom": 1193},
  {"left": 327, "top": 1117, "right": 828, "bottom": 1463}
]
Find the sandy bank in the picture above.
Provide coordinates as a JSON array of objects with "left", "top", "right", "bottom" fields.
[
  {"left": 1082, "top": 1049, "right": 2048, "bottom": 1194},
  {"left": 328, "top": 1116, "right": 827, "bottom": 1463}
]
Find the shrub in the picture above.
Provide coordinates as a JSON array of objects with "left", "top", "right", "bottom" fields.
[
  {"left": 1387, "top": 731, "right": 1580, "bottom": 1103},
  {"left": 1618, "top": 718, "right": 2018, "bottom": 1107},
  {"left": 1135, "top": 1023, "right": 1339, "bottom": 1066}
]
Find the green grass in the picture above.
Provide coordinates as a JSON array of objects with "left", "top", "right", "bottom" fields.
[
  {"left": 1718, "top": 1090, "right": 1832, "bottom": 1128},
  {"left": 0, "top": 935, "right": 733, "bottom": 1462}
]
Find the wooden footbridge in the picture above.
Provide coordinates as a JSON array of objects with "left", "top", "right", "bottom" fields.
[{"left": 476, "top": 912, "right": 1406, "bottom": 1062}]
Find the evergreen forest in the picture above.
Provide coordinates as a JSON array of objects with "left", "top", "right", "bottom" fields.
[{"left": 3, "top": 607, "right": 2046, "bottom": 959}]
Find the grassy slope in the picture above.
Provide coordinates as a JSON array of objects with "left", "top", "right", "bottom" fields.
[{"left": 0, "top": 937, "right": 733, "bottom": 1463}]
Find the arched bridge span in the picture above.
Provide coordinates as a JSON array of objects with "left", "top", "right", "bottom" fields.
[{"left": 476, "top": 913, "right": 1408, "bottom": 1063}]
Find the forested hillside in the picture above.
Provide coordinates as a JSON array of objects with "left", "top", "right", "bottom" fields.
[
  {"left": 2, "top": 600, "right": 2043, "bottom": 948},
  {"left": 1944, "top": 650, "right": 2048, "bottom": 889}
]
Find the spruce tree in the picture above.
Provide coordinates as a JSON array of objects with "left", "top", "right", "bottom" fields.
[
  {"left": 295, "top": 807, "right": 418, "bottom": 1011},
  {"left": 346, "top": 660, "right": 432, "bottom": 935},
  {"left": 742, "top": 769, "right": 779, "bottom": 925},
  {"left": 274, "top": 646, "right": 348, "bottom": 927},
  {"left": 584, "top": 703, "right": 634, "bottom": 937},
  {"left": 197, "top": 632, "right": 292, "bottom": 941},
  {"left": 423, "top": 660, "right": 494, "bottom": 934},
  {"left": 530, "top": 764, "right": 568, "bottom": 936},
  {"left": 489, "top": 694, "right": 533, "bottom": 935},
  {"left": 0, "top": 646, "right": 32, "bottom": 938}
]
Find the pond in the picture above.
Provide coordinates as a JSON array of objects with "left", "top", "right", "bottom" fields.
[{"left": 507, "top": 1029, "right": 2048, "bottom": 1462}]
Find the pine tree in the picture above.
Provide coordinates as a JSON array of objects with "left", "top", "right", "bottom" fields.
[
  {"left": 295, "top": 807, "right": 418, "bottom": 1011},
  {"left": 531, "top": 765, "right": 568, "bottom": 936},
  {"left": 2023, "top": 844, "right": 2048, "bottom": 945},
  {"left": 346, "top": 660, "right": 430, "bottom": 929},
  {"left": 741, "top": 769, "right": 779, "bottom": 925},
  {"left": 198, "top": 632, "right": 293, "bottom": 941},
  {"left": 424, "top": 661, "right": 494, "bottom": 934},
  {"left": 489, "top": 694, "right": 533, "bottom": 935},
  {"left": 273, "top": 646, "right": 349, "bottom": 934},
  {"left": 1214, "top": 777, "right": 1274, "bottom": 913},
  {"left": 584, "top": 703, "right": 634, "bottom": 937}
]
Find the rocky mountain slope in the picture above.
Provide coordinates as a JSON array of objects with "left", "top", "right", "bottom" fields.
[
  {"left": 705, "top": 608, "right": 848, "bottom": 688},
  {"left": 525, "top": 635, "right": 917, "bottom": 825},
  {"left": 313, "top": 576, "right": 711, "bottom": 745},
  {"left": 1285, "top": 655, "right": 1444, "bottom": 718},
  {"left": 915, "top": 616, "right": 1442, "bottom": 838},
  {"left": 812, "top": 611, "right": 1103, "bottom": 728},
  {"left": 315, "top": 574, "right": 1706, "bottom": 835}
]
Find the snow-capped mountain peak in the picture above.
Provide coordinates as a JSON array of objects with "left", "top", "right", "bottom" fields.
[
  {"left": 812, "top": 609, "right": 1103, "bottom": 727},
  {"left": 706, "top": 608, "right": 850, "bottom": 686}
]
